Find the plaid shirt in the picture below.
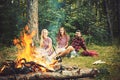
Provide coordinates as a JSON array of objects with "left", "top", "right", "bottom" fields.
[{"left": 71, "top": 37, "right": 86, "bottom": 52}]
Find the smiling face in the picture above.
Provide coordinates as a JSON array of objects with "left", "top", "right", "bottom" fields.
[
  {"left": 75, "top": 31, "right": 82, "bottom": 37},
  {"left": 42, "top": 29, "right": 48, "bottom": 39},
  {"left": 59, "top": 27, "right": 65, "bottom": 36},
  {"left": 25, "top": 25, "right": 29, "bottom": 31}
]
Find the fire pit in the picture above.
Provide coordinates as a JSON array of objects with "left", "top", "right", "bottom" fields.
[{"left": 0, "top": 58, "right": 99, "bottom": 80}]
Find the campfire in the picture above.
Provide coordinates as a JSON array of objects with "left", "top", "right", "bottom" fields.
[{"left": 0, "top": 26, "right": 99, "bottom": 80}]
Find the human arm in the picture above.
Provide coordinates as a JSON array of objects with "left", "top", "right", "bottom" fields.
[
  {"left": 64, "top": 35, "right": 70, "bottom": 48},
  {"left": 46, "top": 38, "right": 53, "bottom": 52},
  {"left": 80, "top": 37, "right": 88, "bottom": 52}
]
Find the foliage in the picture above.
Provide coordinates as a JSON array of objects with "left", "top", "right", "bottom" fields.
[
  {"left": 107, "top": 46, "right": 120, "bottom": 80},
  {"left": 0, "top": 0, "right": 119, "bottom": 79},
  {"left": 0, "top": 0, "right": 112, "bottom": 45},
  {"left": 0, "top": 45, "right": 17, "bottom": 65},
  {"left": 0, "top": 0, "right": 27, "bottom": 45},
  {"left": 38, "top": 0, "right": 111, "bottom": 45}
]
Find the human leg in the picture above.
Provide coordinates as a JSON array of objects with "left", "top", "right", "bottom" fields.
[{"left": 57, "top": 46, "right": 75, "bottom": 57}]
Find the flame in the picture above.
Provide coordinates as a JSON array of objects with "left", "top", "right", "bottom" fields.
[
  {"left": 39, "top": 67, "right": 47, "bottom": 72},
  {"left": 0, "top": 65, "right": 6, "bottom": 73},
  {"left": 13, "top": 25, "right": 58, "bottom": 72},
  {"left": 15, "top": 30, "right": 35, "bottom": 62}
]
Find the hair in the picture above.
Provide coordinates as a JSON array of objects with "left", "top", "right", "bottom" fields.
[
  {"left": 75, "top": 29, "right": 82, "bottom": 37},
  {"left": 76, "top": 30, "right": 81, "bottom": 32},
  {"left": 40, "top": 29, "right": 48, "bottom": 47},
  {"left": 56, "top": 27, "right": 69, "bottom": 42}
]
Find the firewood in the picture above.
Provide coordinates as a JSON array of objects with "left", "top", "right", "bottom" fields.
[{"left": 0, "top": 68, "right": 99, "bottom": 80}]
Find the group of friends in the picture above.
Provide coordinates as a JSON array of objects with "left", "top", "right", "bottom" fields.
[
  {"left": 13, "top": 25, "right": 98, "bottom": 64},
  {"left": 37, "top": 27, "right": 88, "bottom": 60}
]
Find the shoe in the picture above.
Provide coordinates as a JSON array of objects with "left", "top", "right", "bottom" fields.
[
  {"left": 70, "top": 55, "right": 75, "bottom": 58},
  {"left": 56, "top": 56, "right": 62, "bottom": 62},
  {"left": 70, "top": 50, "right": 78, "bottom": 58}
]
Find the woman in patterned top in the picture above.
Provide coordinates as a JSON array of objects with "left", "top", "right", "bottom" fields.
[
  {"left": 50, "top": 27, "right": 74, "bottom": 59},
  {"left": 56, "top": 27, "right": 70, "bottom": 51},
  {"left": 39, "top": 29, "right": 53, "bottom": 56}
]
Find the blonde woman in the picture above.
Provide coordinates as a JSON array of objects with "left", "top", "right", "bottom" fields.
[{"left": 39, "top": 29, "right": 53, "bottom": 56}]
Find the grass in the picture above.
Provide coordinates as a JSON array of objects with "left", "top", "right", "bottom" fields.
[
  {"left": 0, "top": 44, "right": 113, "bottom": 67},
  {"left": 61, "top": 44, "right": 120, "bottom": 80},
  {"left": 0, "top": 45, "right": 17, "bottom": 63},
  {"left": 0, "top": 44, "right": 114, "bottom": 64},
  {"left": 0, "top": 44, "right": 113, "bottom": 68},
  {"left": 62, "top": 44, "right": 113, "bottom": 68},
  {"left": 0, "top": 43, "right": 119, "bottom": 80}
]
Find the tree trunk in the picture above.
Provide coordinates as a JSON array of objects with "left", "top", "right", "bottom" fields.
[
  {"left": 104, "top": 0, "right": 113, "bottom": 41},
  {"left": 117, "top": 0, "right": 120, "bottom": 47},
  {"left": 109, "top": 0, "right": 120, "bottom": 48},
  {"left": 105, "top": 0, "right": 120, "bottom": 47},
  {"left": 27, "top": 0, "right": 39, "bottom": 46}
]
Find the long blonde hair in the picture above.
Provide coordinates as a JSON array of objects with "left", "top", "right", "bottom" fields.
[{"left": 40, "top": 29, "right": 48, "bottom": 48}]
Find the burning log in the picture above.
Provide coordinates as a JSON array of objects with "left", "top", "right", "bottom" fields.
[
  {"left": 0, "top": 59, "right": 99, "bottom": 80},
  {"left": 0, "top": 59, "right": 55, "bottom": 74}
]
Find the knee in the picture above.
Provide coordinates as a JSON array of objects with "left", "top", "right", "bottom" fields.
[{"left": 67, "top": 46, "right": 74, "bottom": 51}]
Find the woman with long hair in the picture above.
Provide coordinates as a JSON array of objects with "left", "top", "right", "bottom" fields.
[
  {"left": 39, "top": 29, "right": 53, "bottom": 56},
  {"left": 56, "top": 27, "right": 70, "bottom": 49},
  {"left": 50, "top": 27, "right": 74, "bottom": 59}
]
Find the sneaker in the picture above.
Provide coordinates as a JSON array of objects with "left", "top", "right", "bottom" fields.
[
  {"left": 70, "top": 50, "right": 78, "bottom": 58},
  {"left": 55, "top": 56, "right": 62, "bottom": 62}
]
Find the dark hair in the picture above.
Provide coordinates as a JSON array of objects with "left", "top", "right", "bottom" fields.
[
  {"left": 75, "top": 30, "right": 82, "bottom": 37},
  {"left": 76, "top": 30, "right": 81, "bottom": 32},
  {"left": 56, "top": 27, "right": 69, "bottom": 42}
]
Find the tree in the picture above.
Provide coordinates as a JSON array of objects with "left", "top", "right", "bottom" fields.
[
  {"left": 102, "top": 0, "right": 120, "bottom": 79},
  {"left": 27, "top": 0, "right": 39, "bottom": 46},
  {"left": 0, "top": 0, "right": 20, "bottom": 45}
]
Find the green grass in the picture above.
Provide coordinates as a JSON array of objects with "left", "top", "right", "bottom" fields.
[
  {"left": 0, "top": 44, "right": 114, "bottom": 67},
  {"left": 62, "top": 44, "right": 114, "bottom": 68},
  {"left": 0, "top": 46, "right": 17, "bottom": 63},
  {"left": 0, "top": 44, "right": 119, "bottom": 80}
]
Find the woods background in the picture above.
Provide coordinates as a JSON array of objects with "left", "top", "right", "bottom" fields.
[
  {"left": 0, "top": 0, "right": 119, "bottom": 46},
  {"left": 0, "top": 0, "right": 120, "bottom": 80}
]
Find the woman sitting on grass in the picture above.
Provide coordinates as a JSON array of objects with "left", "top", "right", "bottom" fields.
[
  {"left": 39, "top": 29, "right": 53, "bottom": 56},
  {"left": 56, "top": 27, "right": 70, "bottom": 53},
  {"left": 50, "top": 27, "right": 74, "bottom": 59}
]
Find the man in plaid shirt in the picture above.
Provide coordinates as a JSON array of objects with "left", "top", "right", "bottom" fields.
[{"left": 71, "top": 30, "right": 87, "bottom": 52}]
